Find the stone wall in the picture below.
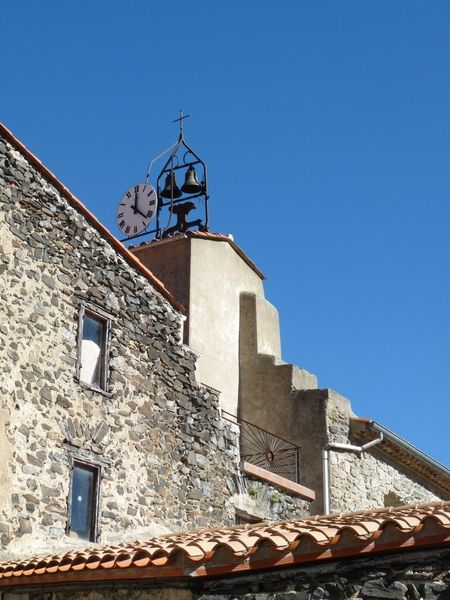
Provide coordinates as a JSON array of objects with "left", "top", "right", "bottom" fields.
[
  {"left": 233, "top": 473, "right": 311, "bottom": 522},
  {"left": 196, "top": 547, "right": 450, "bottom": 600},
  {"left": 325, "top": 390, "right": 443, "bottom": 512},
  {"left": 329, "top": 449, "right": 442, "bottom": 512},
  {"left": 0, "top": 135, "right": 241, "bottom": 558},
  {"left": 5, "top": 592, "right": 191, "bottom": 600},
  {"left": 292, "top": 389, "right": 445, "bottom": 514}
]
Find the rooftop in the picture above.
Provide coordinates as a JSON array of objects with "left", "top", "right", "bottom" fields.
[{"left": 1, "top": 501, "right": 449, "bottom": 588}]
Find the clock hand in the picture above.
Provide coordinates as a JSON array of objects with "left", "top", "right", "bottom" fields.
[
  {"left": 132, "top": 192, "right": 149, "bottom": 219},
  {"left": 132, "top": 193, "right": 139, "bottom": 214},
  {"left": 135, "top": 207, "right": 148, "bottom": 219}
]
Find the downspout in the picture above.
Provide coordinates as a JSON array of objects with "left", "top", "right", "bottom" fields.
[{"left": 322, "top": 433, "right": 383, "bottom": 514}]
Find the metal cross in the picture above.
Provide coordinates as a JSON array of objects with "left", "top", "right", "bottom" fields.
[{"left": 173, "top": 109, "right": 190, "bottom": 138}]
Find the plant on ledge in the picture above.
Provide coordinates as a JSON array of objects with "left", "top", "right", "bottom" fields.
[
  {"left": 270, "top": 491, "right": 282, "bottom": 505},
  {"left": 247, "top": 483, "right": 262, "bottom": 499}
]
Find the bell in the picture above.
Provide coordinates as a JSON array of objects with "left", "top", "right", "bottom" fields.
[
  {"left": 181, "top": 165, "right": 202, "bottom": 195},
  {"left": 160, "top": 172, "right": 182, "bottom": 199}
]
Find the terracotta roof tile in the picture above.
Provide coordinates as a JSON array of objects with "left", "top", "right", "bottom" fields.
[{"left": 1, "top": 501, "right": 450, "bottom": 587}]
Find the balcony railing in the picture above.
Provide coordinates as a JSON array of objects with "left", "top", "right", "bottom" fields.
[{"left": 223, "top": 411, "right": 301, "bottom": 484}]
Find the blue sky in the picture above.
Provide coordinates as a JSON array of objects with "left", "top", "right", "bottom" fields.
[{"left": 2, "top": 2, "right": 449, "bottom": 465}]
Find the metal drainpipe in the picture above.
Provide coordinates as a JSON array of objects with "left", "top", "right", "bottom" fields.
[{"left": 322, "top": 432, "right": 384, "bottom": 514}]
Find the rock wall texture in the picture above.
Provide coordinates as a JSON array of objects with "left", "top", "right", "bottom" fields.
[
  {"left": 196, "top": 547, "right": 450, "bottom": 600},
  {"left": 325, "top": 390, "right": 443, "bottom": 512},
  {"left": 329, "top": 447, "right": 442, "bottom": 512},
  {"left": 0, "top": 135, "right": 242, "bottom": 558},
  {"left": 5, "top": 592, "right": 191, "bottom": 600},
  {"left": 233, "top": 474, "right": 310, "bottom": 522},
  {"left": 293, "top": 389, "right": 445, "bottom": 514}
]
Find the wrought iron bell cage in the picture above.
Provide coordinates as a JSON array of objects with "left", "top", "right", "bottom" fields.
[{"left": 155, "top": 132, "right": 209, "bottom": 239}]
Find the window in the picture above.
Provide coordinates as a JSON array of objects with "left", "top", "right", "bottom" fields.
[
  {"left": 67, "top": 461, "right": 100, "bottom": 542},
  {"left": 76, "top": 302, "right": 111, "bottom": 392}
]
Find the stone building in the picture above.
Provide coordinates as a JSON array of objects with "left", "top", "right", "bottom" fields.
[{"left": 0, "top": 122, "right": 449, "bottom": 566}]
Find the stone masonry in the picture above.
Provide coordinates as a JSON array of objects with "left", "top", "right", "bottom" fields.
[
  {"left": 197, "top": 546, "right": 450, "bottom": 600},
  {"left": 0, "top": 135, "right": 243, "bottom": 558},
  {"left": 294, "top": 389, "right": 443, "bottom": 514},
  {"left": 325, "top": 390, "right": 442, "bottom": 512}
]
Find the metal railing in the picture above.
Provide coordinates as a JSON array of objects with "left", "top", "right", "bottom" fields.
[{"left": 223, "top": 411, "right": 301, "bottom": 483}]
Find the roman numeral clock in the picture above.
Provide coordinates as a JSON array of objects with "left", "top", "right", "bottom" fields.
[
  {"left": 116, "top": 183, "right": 157, "bottom": 237},
  {"left": 117, "top": 111, "right": 209, "bottom": 243}
]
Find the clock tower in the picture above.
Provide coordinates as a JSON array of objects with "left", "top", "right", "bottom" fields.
[{"left": 116, "top": 111, "right": 209, "bottom": 243}]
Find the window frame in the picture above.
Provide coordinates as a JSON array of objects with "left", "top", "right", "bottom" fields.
[
  {"left": 76, "top": 301, "right": 112, "bottom": 394},
  {"left": 66, "top": 456, "right": 102, "bottom": 543}
]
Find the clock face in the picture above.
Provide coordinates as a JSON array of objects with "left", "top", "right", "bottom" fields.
[{"left": 116, "top": 183, "right": 157, "bottom": 237}]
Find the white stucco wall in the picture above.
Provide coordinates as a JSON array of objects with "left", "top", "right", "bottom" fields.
[{"left": 189, "top": 238, "right": 281, "bottom": 415}]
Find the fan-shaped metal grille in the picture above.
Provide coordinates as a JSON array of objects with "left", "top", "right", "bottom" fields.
[{"left": 223, "top": 412, "right": 301, "bottom": 483}]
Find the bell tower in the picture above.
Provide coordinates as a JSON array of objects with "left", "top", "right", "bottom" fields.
[
  {"left": 127, "top": 114, "right": 316, "bottom": 425},
  {"left": 117, "top": 111, "right": 210, "bottom": 245},
  {"left": 154, "top": 110, "right": 209, "bottom": 238}
]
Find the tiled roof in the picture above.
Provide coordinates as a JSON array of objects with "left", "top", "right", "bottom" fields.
[
  {"left": 1, "top": 501, "right": 450, "bottom": 587},
  {"left": 0, "top": 123, "right": 184, "bottom": 313},
  {"left": 351, "top": 419, "right": 450, "bottom": 496}
]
